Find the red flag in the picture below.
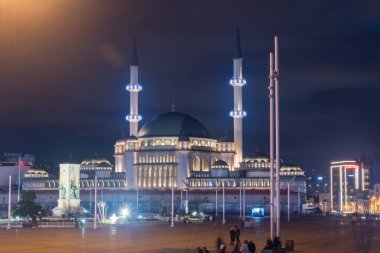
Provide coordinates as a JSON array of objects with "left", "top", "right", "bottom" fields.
[{"left": 19, "top": 155, "right": 26, "bottom": 169}]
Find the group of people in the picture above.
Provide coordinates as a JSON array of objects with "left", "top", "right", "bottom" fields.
[
  {"left": 213, "top": 226, "right": 256, "bottom": 253},
  {"left": 229, "top": 225, "right": 241, "bottom": 246},
  {"left": 264, "top": 236, "right": 282, "bottom": 249},
  {"left": 263, "top": 237, "right": 281, "bottom": 250}
]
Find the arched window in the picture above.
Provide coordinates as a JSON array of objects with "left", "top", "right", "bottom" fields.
[{"left": 193, "top": 156, "right": 201, "bottom": 171}]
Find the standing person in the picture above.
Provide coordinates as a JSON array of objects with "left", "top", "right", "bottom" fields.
[
  {"left": 234, "top": 225, "right": 241, "bottom": 246},
  {"left": 229, "top": 227, "right": 236, "bottom": 246}
]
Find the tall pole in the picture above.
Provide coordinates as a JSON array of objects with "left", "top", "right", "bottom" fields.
[
  {"left": 269, "top": 52, "right": 275, "bottom": 241},
  {"left": 243, "top": 182, "right": 246, "bottom": 220},
  {"left": 239, "top": 182, "right": 242, "bottom": 219},
  {"left": 136, "top": 185, "right": 139, "bottom": 218},
  {"left": 93, "top": 176, "right": 97, "bottom": 229},
  {"left": 7, "top": 175, "right": 11, "bottom": 230},
  {"left": 180, "top": 187, "right": 183, "bottom": 213},
  {"left": 89, "top": 187, "right": 92, "bottom": 214},
  {"left": 215, "top": 183, "right": 218, "bottom": 216},
  {"left": 171, "top": 176, "right": 174, "bottom": 227},
  {"left": 222, "top": 180, "right": 225, "bottom": 224},
  {"left": 274, "top": 36, "right": 281, "bottom": 238},
  {"left": 18, "top": 156, "right": 22, "bottom": 203},
  {"left": 288, "top": 183, "right": 290, "bottom": 221},
  {"left": 297, "top": 186, "right": 300, "bottom": 215}
]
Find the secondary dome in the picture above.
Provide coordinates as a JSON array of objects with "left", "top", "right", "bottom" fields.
[{"left": 138, "top": 112, "right": 210, "bottom": 138}]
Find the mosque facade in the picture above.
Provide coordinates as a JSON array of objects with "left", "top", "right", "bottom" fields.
[
  {"left": 17, "top": 28, "right": 306, "bottom": 216},
  {"left": 114, "top": 27, "right": 251, "bottom": 190}
]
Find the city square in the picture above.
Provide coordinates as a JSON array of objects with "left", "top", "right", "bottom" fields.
[
  {"left": 1, "top": 1, "right": 379, "bottom": 253},
  {"left": 1, "top": 217, "right": 380, "bottom": 253}
]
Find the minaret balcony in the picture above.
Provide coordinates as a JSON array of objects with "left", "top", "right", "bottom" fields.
[
  {"left": 229, "top": 110, "right": 246, "bottom": 118},
  {"left": 126, "top": 114, "right": 142, "bottom": 121},
  {"left": 229, "top": 78, "right": 246, "bottom": 86},
  {"left": 126, "top": 84, "right": 143, "bottom": 92}
]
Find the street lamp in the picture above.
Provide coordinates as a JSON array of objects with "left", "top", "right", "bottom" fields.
[
  {"left": 93, "top": 176, "right": 97, "bottom": 230},
  {"left": 222, "top": 180, "right": 225, "bottom": 224},
  {"left": 171, "top": 175, "right": 174, "bottom": 227},
  {"left": 7, "top": 175, "right": 11, "bottom": 230}
]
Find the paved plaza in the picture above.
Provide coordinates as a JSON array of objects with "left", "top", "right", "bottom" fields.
[{"left": 0, "top": 217, "right": 379, "bottom": 253}]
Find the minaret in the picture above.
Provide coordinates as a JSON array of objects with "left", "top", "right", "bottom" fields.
[
  {"left": 229, "top": 25, "right": 246, "bottom": 169},
  {"left": 125, "top": 34, "right": 142, "bottom": 136}
]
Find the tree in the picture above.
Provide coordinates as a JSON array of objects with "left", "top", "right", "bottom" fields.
[{"left": 13, "top": 191, "right": 45, "bottom": 217}]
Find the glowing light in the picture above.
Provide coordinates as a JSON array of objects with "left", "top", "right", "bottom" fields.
[
  {"left": 121, "top": 208, "right": 129, "bottom": 217},
  {"left": 110, "top": 214, "right": 117, "bottom": 224},
  {"left": 317, "top": 176, "right": 323, "bottom": 180},
  {"left": 126, "top": 114, "right": 142, "bottom": 121},
  {"left": 126, "top": 84, "right": 142, "bottom": 91},
  {"left": 229, "top": 110, "right": 247, "bottom": 118},
  {"left": 229, "top": 78, "right": 247, "bottom": 86}
]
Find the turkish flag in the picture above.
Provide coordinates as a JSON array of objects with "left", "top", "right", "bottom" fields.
[{"left": 19, "top": 156, "right": 27, "bottom": 169}]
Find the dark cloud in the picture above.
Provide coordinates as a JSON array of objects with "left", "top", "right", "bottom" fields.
[{"left": 0, "top": 0, "right": 379, "bottom": 181}]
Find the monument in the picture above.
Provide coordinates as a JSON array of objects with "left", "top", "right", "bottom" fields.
[{"left": 52, "top": 163, "right": 81, "bottom": 217}]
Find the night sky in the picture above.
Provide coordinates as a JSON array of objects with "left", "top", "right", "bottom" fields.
[{"left": 0, "top": 1, "right": 379, "bottom": 180}]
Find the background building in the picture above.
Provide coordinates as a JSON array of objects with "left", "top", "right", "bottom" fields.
[{"left": 330, "top": 155, "right": 373, "bottom": 213}]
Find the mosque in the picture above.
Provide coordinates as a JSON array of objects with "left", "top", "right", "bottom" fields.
[
  {"left": 115, "top": 27, "right": 260, "bottom": 190},
  {"left": 18, "top": 28, "right": 306, "bottom": 216}
]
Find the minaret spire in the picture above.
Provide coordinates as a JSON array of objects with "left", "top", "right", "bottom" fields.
[
  {"left": 234, "top": 25, "right": 242, "bottom": 59},
  {"left": 125, "top": 33, "right": 142, "bottom": 137},
  {"left": 229, "top": 24, "right": 246, "bottom": 169},
  {"left": 131, "top": 33, "right": 138, "bottom": 66}
]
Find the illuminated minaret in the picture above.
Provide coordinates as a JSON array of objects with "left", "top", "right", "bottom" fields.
[
  {"left": 229, "top": 26, "right": 246, "bottom": 169},
  {"left": 125, "top": 34, "right": 142, "bottom": 136}
]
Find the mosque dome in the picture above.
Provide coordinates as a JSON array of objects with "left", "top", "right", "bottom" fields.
[
  {"left": 138, "top": 112, "right": 210, "bottom": 138},
  {"left": 81, "top": 156, "right": 113, "bottom": 171},
  {"left": 211, "top": 160, "right": 229, "bottom": 168},
  {"left": 280, "top": 164, "right": 303, "bottom": 172},
  {"left": 243, "top": 152, "right": 269, "bottom": 162}
]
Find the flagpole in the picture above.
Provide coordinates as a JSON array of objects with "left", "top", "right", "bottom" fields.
[
  {"left": 269, "top": 52, "right": 275, "bottom": 241},
  {"left": 7, "top": 175, "right": 11, "bottom": 230},
  {"left": 274, "top": 36, "right": 281, "bottom": 238}
]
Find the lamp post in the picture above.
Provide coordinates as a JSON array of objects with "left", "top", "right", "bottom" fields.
[
  {"left": 89, "top": 187, "right": 92, "bottom": 214},
  {"left": 243, "top": 182, "right": 246, "bottom": 220},
  {"left": 288, "top": 182, "right": 290, "bottom": 221},
  {"left": 215, "top": 182, "right": 218, "bottom": 216},
  {"left": 136, "top": 185, "right": 139, "bottom": 219},
  {"left": 18, "top": 159, "right": 21, "bottom": 203},
  {"left": 239, "top": 181, "right": 242, "bottom": 219},
  {"left": 171, "top": 176, "right": 174, "bottom": 227},
  {"left": 93, "top": 176, "right": 97, "bottom": 230},
  {"left": 7, "top": 175, "right": 11, "bottom": 230},
  {"left": 222, "top": 180, "right": 225, "bottom": 224}
]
